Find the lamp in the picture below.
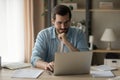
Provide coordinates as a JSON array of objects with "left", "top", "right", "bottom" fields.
[{"left": 101, "top": 28, "right": 116, "bottom": 50}]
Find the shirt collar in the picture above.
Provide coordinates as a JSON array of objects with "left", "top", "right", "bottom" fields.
[{"left": 51, "top": 26, "right": 57, "bottom": 39}]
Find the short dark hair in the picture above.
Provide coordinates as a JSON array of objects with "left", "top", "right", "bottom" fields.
[{"left": 52, "top": 5, "right": 72, "bottom": 20}]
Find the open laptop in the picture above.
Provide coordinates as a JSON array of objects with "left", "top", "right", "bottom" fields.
[{"left": 54, "top": 51, "right": 93, "bottom": 76}]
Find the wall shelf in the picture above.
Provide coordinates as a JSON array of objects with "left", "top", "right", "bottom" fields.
[
  {"left": 72, "top": 9, "right": 86, "bottom": 12},
  {"left": 72, "top": 9, "right": 120, "bottom": 12},
  {"left": 92, "top": 49, "right": 120, "bottom": 53},
  {"left": 90, "top": 9, "right": 120, "bottom": 12}
]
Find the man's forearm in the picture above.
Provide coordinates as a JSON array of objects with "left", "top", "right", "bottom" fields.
[
  {"left": 64, "top": 40, "right": 80, "bottom": 51},
  {"left": 35, "top": 60, "right": 48, "bottom": 70}
]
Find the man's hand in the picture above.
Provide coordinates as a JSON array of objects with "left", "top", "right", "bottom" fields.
[
  {"left": 45, "top": 61, "right": 54, "bottom": 72},
  {"left": 58, "top": 33, "right": 80, "bottom": 52},
  {"left": 58, "top": 33, "right": 67, "bottom": 44}
]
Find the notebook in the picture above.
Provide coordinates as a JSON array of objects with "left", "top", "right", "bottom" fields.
[
  {"left": 90, "top": 71, "right": 115, "bottom": 78},
  {"left": 54, "top": 51, "right": 93, "bottom": 76},
  {"left": 92, "top": 65, "right": 117, "bottom": 71},
  {"left": 2, "top": 62, "right": 31, "bottom": 70},
  {"left": 12, "top": 68, "right": 44, "bottom": 78}
]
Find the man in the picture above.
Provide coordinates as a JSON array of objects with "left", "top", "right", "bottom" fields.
[{"left": 31, "top": 5, "right": 88, "bottom": 72}]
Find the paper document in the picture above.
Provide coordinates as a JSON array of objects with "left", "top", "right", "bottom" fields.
[
  {"left": 108, "top": 76, "right": 120, "bottom": 80},
  {"left": 12, "top": 68, "right": 44, "bottom": 78},
  {"left": 2, "top": 62, "right": 31, "bottom": 70},
  {"left": 90, "top": 71, "right": 115, "bottom": 78},
  {"left": 92, "top": 65, "right": 117, "bottom": 71}
]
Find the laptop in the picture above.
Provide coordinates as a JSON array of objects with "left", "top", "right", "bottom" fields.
[{"left": 54, "top": 51, "right": 93, "bottom": 76}]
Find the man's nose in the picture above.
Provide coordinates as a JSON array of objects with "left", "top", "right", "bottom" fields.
[{"left": 61, "top": 23, "right": 66, "bottom": 28}]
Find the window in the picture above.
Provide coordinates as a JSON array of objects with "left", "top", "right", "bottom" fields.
[{"left": 0, "top": 0, "right": 24, "bottom": 63}]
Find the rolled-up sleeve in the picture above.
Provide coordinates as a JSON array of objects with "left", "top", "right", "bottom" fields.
[
  {"left": 76, "top": 29, "right": 89, "bottom": 51},
  {"left": 31, "top": 31, "right": 47, "bottom": 66}
]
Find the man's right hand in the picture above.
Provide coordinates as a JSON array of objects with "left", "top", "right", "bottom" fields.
[
  {"left": 58, "top": 33, "right": 67, "bottom": 44},
  {"left": 45, "top": 61, "right": 54, "bottom": 72}
]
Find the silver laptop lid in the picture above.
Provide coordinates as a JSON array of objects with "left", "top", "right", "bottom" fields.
[{"left": 54, "top": 51, "right": 93, "bottom": 76}]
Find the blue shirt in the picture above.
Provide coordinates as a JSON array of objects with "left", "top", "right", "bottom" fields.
[{"left": 31, "top": 26, "right": 89, "bottom": 66}]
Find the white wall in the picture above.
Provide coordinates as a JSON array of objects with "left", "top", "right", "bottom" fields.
[{"left": 92, "top": 11, "right": 120, "bottom": 49}]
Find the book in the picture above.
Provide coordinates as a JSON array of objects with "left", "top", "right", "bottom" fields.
[
  {"left": 90, "top": 71, "right": 115, "bottom": 78},
  {"left": 11, "top": 68, "right": 44, "bottom": 78},
  {"left": 2, "top": 62, "right": 31, "bottom": 70},
  {"left": 99, "top": 2, "right": 113, "bottom": 9},
  {"left": 92, "top": 65, "right": 117, "bottom": 71}
]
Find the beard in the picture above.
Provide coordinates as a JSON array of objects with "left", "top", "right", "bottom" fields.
[{"left": 58, "top": 28, "right": 69, "bottom": 34}]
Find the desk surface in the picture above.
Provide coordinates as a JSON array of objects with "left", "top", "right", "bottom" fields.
[{"left": 0, "top": 67, "right": 120, "bottom": 80}]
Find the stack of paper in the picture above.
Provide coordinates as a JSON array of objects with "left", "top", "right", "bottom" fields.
[
  {"left": 91, "top": 65, "right": 116, "bottom": 78},
  {"left": 108, "top": 76, "right": 120, "bottom": 80},
  {"left": 92, "top": 65, "right": 117, "bottom": 71},
  {"left": 2, "top": 62, "right": 31, "bottom": 70},
  {"left": 12, "top": 68, "right": 44, "bottom": 78},
  {"left": 90, "top": 71, "right": 115, "bottom": 78}
]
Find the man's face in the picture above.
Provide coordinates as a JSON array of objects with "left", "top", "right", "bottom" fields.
[{"left": 52, "top": 14, "right": 71, "bottom": 34}]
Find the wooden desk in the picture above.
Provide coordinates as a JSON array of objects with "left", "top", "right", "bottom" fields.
[{"left": 0, "top": 68, "right": 120, "bottom": 80}]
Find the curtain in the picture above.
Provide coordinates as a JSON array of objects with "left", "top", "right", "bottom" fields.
[
  {"left": 0, "top": 0, "right": 24, "bottom": 63},
  {"left": 24, "top": 0, "right": 34, "bottom": 63}
]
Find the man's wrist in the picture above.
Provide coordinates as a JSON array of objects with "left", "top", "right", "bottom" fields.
[{"left": 36, "top": 60, "right": 48, "bottom": 70}]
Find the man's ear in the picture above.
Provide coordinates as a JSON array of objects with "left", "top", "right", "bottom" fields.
[{"left": 51, "top": 18, "right": 55, "bottom": 25}]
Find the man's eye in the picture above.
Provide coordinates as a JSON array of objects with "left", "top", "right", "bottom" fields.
[
  {"left": 58, "top": 22, "right": 62, "bottom": 24},
  {"left": 65, "top": 21, "right": 68, "bottom": 24},
  {"left": 65, "top": 21, "right": 70, "bottom": 24},
  {"left": 57, "top": 20, "right": 70, "bottom": 25}
]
